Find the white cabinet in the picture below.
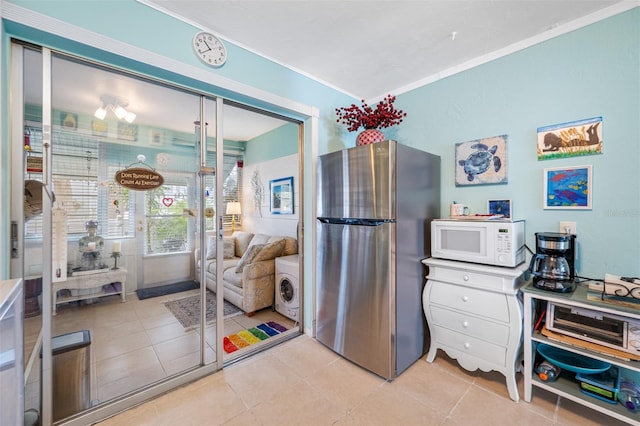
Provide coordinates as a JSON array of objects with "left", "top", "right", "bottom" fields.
[
  {"left": 422, "top": 258, "right": 529, "bottom": 401},
  {"left": 523, "top": 284, "right": 640, "bottom": 425}
]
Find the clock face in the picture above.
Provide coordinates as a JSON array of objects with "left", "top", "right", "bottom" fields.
[{"left": 193, "top": 32, "right": 227, "bottom": 67}]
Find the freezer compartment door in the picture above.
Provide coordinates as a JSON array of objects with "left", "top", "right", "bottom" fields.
[
  {"left": 316, "top": 220, "right": 394, "bottom": 379},
  {"left": 317, "top": 141, "right": 394, "bottom": 219}
]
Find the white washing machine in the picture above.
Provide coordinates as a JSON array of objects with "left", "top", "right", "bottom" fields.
[{"left": 275, "top": 254, "right": 299, "bottom": 321}]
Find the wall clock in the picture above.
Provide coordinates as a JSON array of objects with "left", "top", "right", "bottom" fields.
[{"left": 193, "top": 31, "right": 227, "bottom": 67}]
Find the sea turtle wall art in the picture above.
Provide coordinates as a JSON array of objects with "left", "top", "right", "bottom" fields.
[{"left": 455, "top": 134, "right": 508, "bottom": 186}]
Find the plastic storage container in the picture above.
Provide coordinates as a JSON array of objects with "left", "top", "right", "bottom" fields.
[
  {"left": 535, "top": 360, "right": 561, "bottom": 382},
  {"left": 577, "top": 367, "right": 619, "bottom": 404}
]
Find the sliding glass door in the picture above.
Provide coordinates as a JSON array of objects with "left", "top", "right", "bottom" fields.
[
  {"left": 12, "top": 43, "right": 44, "bottom": 426},
  {"left": 11, "top": 41, "right": 303, "bottom": 424},
  {"left": 48, "top": 52, "right": 212, "bottom": 421}
]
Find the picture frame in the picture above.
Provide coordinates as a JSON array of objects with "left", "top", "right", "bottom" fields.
[
  {"left": 59, "top": 111, "right": 78, "bottom": 130},
  {"left": 487, "top": 199, "right": 512, "bottom": 218},
  {"left": 269, "top": 176, "right": 294, "bottom": 214},
  {"left": 91, "top": 119, "right": 108, "bottom": 137},
  {"left": 150, "top": 130, "right": 163, "bottom": 146},
  {"left": 455, "top": 134, "right": 508, "bottom": 186},
  {"left": 537, "top": 116, "right": 602, "bottom": 161},
  {"left": 543, "top": 165, "right": 592, "bottom": 210},
  {"left": 117, "top": 121, "right": 138, "bottom": 141}
]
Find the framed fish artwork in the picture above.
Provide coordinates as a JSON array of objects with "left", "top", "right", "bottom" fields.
[
  {"left": 488, "top": 199, "right": 512, "bottom": 218},
  {"left": 543, "top": 165, "right": 592, "bottom": 210}
]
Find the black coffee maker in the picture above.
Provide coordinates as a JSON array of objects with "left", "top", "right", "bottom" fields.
[{"left": 529, "top": 232, "right": 576, "bottom": 293}]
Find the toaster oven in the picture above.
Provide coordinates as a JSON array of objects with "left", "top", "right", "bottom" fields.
[{"left": 546, "top": 302, "right": 640, "bottom": 356}]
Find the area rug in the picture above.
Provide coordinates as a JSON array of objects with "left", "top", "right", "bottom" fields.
[
  {"left": 223, "top": 321, "right": 288, "bottom": 354},
  {"left": 136, "top": 280, "right": 199, "bottom": 300},
  {"left": 163, "top": 291, "right": 242, "bottom": 330}
]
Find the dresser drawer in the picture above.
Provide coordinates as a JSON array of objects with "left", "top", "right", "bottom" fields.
[
  {"left": 428, "top": 280, "right": 509, "bottom": 322},
  {"left": 433, "top": 324, "right": 507, "bottom": 366},
  {"left": 427, "top": 265, "right": 513, "bottom": 292},
  {"left": 429, "top": 305, "right": 510, "bottom": 346}
]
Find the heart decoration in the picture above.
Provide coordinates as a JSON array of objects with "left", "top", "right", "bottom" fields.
[{"left": 162, "top": 197, "right": 174, "bottom": 207}]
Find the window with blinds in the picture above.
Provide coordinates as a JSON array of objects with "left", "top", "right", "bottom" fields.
[
  {"left": 144, "top": 174, "right": 191, "bottom": 255},
  {"left": 144, "top": 154, "right": 242, "bottom": 255},
  {"left": 24, "top": 127, "right": 243, "bottom": 249},
  {"left": 51, "top": 134, "right": 99, "bottom": 235},
  {"left": 24, "top": 126, "right": 135, "bottom": 239}
]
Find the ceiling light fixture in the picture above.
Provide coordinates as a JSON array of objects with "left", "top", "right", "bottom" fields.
[
  {"left": 94, "top": 106, "right": 107, "bottom": 120},
  {"left": 94, "top": 95, "right": 136, "bottom": 123}
]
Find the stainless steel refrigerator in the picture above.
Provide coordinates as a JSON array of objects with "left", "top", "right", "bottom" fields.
[{"left": 316, "top": 140, "right": 441, "bottom": 379}]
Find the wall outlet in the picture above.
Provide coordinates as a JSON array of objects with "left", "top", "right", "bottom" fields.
[{"left": 559, "top": 221, "right": 577, "bottom": 235}]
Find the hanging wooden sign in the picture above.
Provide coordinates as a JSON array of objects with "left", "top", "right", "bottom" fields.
[{"left": 115, "top": 167, "right": 164, "bottom": 191}]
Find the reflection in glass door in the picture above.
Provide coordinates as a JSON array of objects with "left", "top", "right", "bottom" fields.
[
  {"left": 200, "top": 97, "right": 224, "bottom": 366},
  {"left": 46, "top": 53, "right": 206, "bottom": 421},
  {"left": 12, "top": 40, "right": 303, "bottom": 424},
  {"left": 218, "top": 101, "right": 303, "bottom": 362},
  {"left": 11, "top": 43, "right": 44, "bottom": 426}
]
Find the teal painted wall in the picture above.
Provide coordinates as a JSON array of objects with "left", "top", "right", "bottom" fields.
[
  {"left": 394, "top": 9, "right": 640, "bottom": 278},
  {"left": 3, "top": 0, "right": 354, "bottom": 149},
  {"left": 245, "top": 122, "right": 299, "bottom": 164},
  {"left": 0, "top": 0, "right": 356, "bottom": 310},
  {"left": 2, "top": 2, "right": 639, "bottom": 292}
]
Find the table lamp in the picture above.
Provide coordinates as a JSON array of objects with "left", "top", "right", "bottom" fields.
[{"left": 226, "top": 202, "right": 241, "bottom": 233}]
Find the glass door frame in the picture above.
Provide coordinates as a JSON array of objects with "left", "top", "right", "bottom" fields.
[
  {"left": 11, "top": 44, "right": 229, "bottom": 425},
  {"left": 11, "top": 40, "right": 306, "bottom": 425}
]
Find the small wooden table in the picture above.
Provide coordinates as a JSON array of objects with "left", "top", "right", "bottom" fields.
[{"left": 53, "top": 268, "right": 126, "bottom": 315}]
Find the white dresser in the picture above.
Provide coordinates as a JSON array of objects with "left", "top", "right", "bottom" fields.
[{"left": 422, "top": 257, "right": 529, "bottom": 401}]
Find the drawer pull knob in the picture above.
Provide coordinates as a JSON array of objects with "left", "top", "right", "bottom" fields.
[
  {"left": 464, "top": 342, "right": 470, "bottom": 349},
  {"left": 462, "top": 321, "right": 469, "bottom": 328},
  {"left": 462, "top": 296, "right": 469, "bottom": 302},
  {"left": 463, "top": 275, "right": 470, "bottom": 281}
]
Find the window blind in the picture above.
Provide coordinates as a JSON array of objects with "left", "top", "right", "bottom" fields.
[{"left": 24, "top": 126, "right": 136, "bottom": 239}]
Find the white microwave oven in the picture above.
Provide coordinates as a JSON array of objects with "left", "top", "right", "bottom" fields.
[{"left": 430, "top": 219, "right": 525, "bottom": 267}]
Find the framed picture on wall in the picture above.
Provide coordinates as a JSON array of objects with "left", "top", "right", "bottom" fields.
[
  {"left": 543, "top": 165, "right": 592, "bottom": 210},
  {"left": 270, "top": 176, "right": 294, "bottom": 214},
  {"left": 59, "top": 111, "right": 78, "bottom": 130},
  {"left": 455, "top": 134, "right": 508, "bottom": 186},
  {"left": 487, "top": 199, "right": 512, "bottom": 218},
  {"left": 537, "top": 116, "right": 602, "bottom": 160},
  {"left": 117, "top": 122, "right": 138, "bottom": 141},
  {"left": 91, "top": 119, "right": 108, "bottom": 137},
  {"left": 150, "top": 130, "right": 163, "bottom": 146}
]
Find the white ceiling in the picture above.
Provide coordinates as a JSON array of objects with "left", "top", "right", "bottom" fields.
[
  {"left": 143, "top": 0, "right": 633, "bottom": 100},
  {"left": 23, "top": 1, "right": 635, "bottom": 141},
  {"left": 25, "top": 48, "right": 290, "bottom": 141}
]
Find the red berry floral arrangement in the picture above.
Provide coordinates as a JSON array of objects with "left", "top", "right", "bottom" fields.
[{"left": 335, "top": 94, "right": 407, "bottom": 132}]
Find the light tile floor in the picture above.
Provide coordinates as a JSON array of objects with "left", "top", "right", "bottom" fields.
[
  {"left": 23, "top": 289, "right": 297, "bottom": 413},
  {"left": 26, "top": 291, "right": 633, "bottom": 425},
  {"left": 98, "top": 335, "right": 631, "bottom": 426}
]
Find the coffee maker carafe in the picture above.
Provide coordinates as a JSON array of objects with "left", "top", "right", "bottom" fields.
[{"left": 529, "top": 232, "right": 576, "bottom": 293}]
